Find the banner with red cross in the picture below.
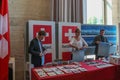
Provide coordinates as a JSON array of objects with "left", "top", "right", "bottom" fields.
[
  {"left": 58, "top": 22, "right": 81, "bottom": 59},
  {"left": 0, "top": 0, "right": 10, "bottom": 80},
  {"left": 28, "top": 20, "right": 56, "bottom": 62},
  {"left": 33, "top": 25, "right": 52, "bottom": 44}
]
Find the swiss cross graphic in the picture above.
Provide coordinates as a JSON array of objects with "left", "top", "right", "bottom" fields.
[
  {"left": 0, "top": 14, "right": 9, "bottom": 59},
  {"left": 65, "top": 29, "right": 74, "bottom": 41},
  {"left": 62, "top": 26, "right": 77, "bottom": 43},
  {"left": 33, "top": 25, "right": 52, "bottom": 44}
]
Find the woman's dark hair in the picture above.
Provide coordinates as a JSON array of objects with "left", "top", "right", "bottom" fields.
[{"left": 38, "top": 30, "right": 46, "bottom": 36}]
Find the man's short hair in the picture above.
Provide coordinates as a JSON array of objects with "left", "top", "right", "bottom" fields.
[
  {"left": 100, "top": 29, "right": 105, "bottom": 32},
  {"left": 38, "top": 30, "right": 46, "bottom": 36}
]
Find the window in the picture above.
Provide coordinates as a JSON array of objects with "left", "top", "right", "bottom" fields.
[
  {"left": 87, "top": 0, "right": 104, "bottom": 24},
  {"left": 84, "top": 0, "right": 112, "bottom": 24},
  {"left": 106, "top": 0, "right": 112, "bottom": 24}
]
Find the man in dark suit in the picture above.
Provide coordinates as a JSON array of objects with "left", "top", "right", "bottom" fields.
[
  {"left": 29, "top": 30, "right": 46, "bottom": 67},
  {"left": 92, "top": 29, "right": 109, "bottom": 59}
]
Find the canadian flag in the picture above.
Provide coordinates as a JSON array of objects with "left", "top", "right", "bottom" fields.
[{"left": 0, "top": 0, "right": 10, "bottom": 80}]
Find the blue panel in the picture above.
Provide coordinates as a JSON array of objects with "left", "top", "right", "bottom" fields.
[{"left": 81, "top": 24, "right": 117, "bottom": 46}]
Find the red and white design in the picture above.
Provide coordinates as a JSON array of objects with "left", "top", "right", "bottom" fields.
[
  {"left": 0, "top": 0, "right": 10, "bottom": 80},
  {"left": 33, "top": 25, "right": 52, "bottom": 44},
  {"left": 62, "top": 26, "right": 77, "bottom": 43},
  {"left": 28, "top": 20, "right": 56, "bottom": 61},
  {"left": 0, "top": 14, "right": 9, "bottom": 59},
  {"left": 58, "top": 22, "right": 81, "bottom": 59}
]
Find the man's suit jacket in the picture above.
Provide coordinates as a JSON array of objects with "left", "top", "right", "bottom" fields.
[
  {"left": 93, "top": 35, "right": 108, "bottom": 44},
  {"left": 29, "top": 38, "right": 45, "bottom": 67}
]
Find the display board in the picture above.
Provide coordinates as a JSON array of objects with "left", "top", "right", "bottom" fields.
[
  {"left": 81, "top": 24, "right": 117, "bottom": 46},
  {"left": 57, "top": 22, "right": 81, "bottom": 59},
  {"left": 28, "top": 20, "right": 56, "bottom": 62}
]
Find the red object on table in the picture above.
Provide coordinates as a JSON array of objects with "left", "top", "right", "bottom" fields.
[{"left": 32, "top": 61, "right": 118, "bottom": 80}]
